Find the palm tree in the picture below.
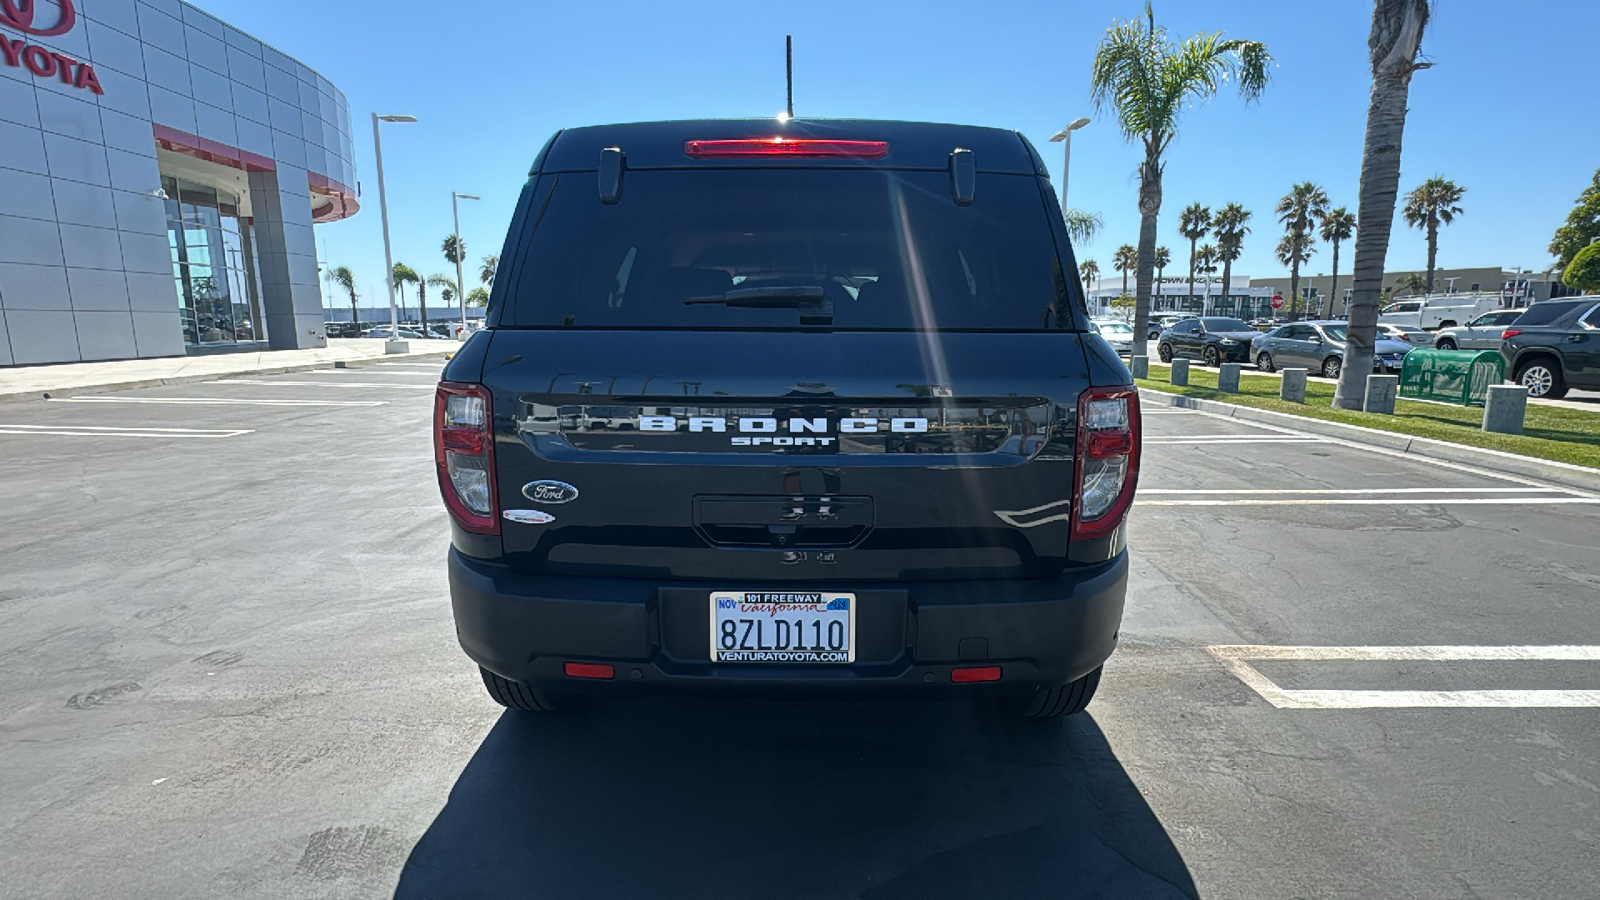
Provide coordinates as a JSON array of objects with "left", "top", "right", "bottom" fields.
[
  {"left": 1333, "top": 0, "right": 1431, "bottom": 410},
  {"left": 1393, "top": 271, "right": 1429, "bottom": 297},
  {"left": 1401, "top": 177, "right": 1466, "bottom": 292},
  {"left": 1112, "top": 244, "right": 1137, "bottom": 295},
  {"left": 1062, "top": 209, "right": 1103, "bottom": 245},
  {"left": 479, "top": 255, "right": 499, "bottom": 288},
  {"left": 1276, "top": 182, "right": 1329, "bottom": 315},
  {"left": 1275, "top": 234, "right": 1315, "bottom": 316},
  {"left": 466, "top": 286, "right": 490, "bottom": 310},
  {"left": 391, "top": 263, "right": 419, "bottom": 322},
  {"left": 1178, "top": 203, "right": 1211, "bottom": 311},
  {"left": 1079, "top": 258, "right": 1101, "bottom": 295},
  {"left": 1319, "top": 206, "right": 1356, "bottom": 317},
  {"left": 1195, "top": 243, "right": 1219, "bottom": 314},
  {"left": 1211, "top": 203, "right": 1251, "bottom": 317},
  {"left": 1153, "top": 246, "right": 1171, "bottom": 309},
  {"left": 443, "top": 235, "right": 466, "bottom": 269},
  {"left": 330, "top": 265, "right": 358, "bottom": 326},
  {"left": 1091, "top": 7, "right": 1271, "bottom": 345},
  {"left": 427, "top": 272, "right": 458, "bottom": 307}
]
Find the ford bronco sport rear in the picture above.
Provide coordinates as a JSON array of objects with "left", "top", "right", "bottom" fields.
[{"left": 436, "top": 119, "right": 1139, "bottom": 717}]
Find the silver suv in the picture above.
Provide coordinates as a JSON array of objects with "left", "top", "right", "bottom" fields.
[{"left": 1434, "top": 309, "right": 1525, "bottom": 350}]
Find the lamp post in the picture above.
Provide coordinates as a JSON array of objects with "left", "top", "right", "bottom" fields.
[
  {"left": 1047, "top": 117, "right": 1091, "bottom": 209},
  {"left": 451, "top": 192, "right": 480, "bottom": 339},
  {"left": 372, "top": 113, "right": 416, "bottom": 353}
]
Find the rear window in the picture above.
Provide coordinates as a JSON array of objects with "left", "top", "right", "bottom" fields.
[
  {"left": 495, "top": 169, "right": 1075, "bottom": 330},
  {"left": 1514, "top": 301, "right": 1583, "bottom": 326}
]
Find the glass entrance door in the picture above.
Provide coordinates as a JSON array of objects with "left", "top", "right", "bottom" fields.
[{"left": 164, "top": 177, "right": 268, "bottom": 346}]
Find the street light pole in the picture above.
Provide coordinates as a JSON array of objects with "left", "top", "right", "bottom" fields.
[
  {"left": 1047, "top": 117, "right": 1091, "bottom": 210},
  {"left": 372, "top": 113, "right": 416, "bottom": 353},
  {"left": 451, "top": 192, "right": 480, "bottom": 339}
]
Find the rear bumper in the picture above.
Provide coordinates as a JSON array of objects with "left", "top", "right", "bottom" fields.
[{"left": 448, "top": 549, "right": 1127, "bottom": 698}]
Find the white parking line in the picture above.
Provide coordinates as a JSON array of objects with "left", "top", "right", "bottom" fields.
[
  {"left": 1143, "top": 436, "right": 1322, "bottom": 444},
  {"left": 1208, "top": 645, "right": 1600, "bottom": 708},
  {"left": 50, "top": 397, "right": 387, "bottom": 407},
  {"left": 0, "top": 424, "right": 251, "bottom": 438},
  {"left": 213, "top": 379, "right": 435, "bottom": 390}
]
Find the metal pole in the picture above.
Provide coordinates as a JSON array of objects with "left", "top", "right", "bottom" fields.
[
  {"left": 1060, "top": 130, "right": 1071, "bottom": 209},
  {"left": 785, "top": 36, "right": 793, "bottom": 118},
  {"left": 453, "top": 194, "right": 466, "bottom": 339},
  {"left": 372, "top": 113, "right": 403, "bottom": 352}
]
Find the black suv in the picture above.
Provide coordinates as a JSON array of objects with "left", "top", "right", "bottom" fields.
[
  {"left": 1500, "top": 297, "right": 1600, "bottom": 398},
  {"left": 435, "top": 119, "right": 1138, "bottom": 718}
]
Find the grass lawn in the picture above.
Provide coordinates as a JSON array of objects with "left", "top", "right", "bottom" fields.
[{"left": 1138, "top": 363, "right": 1600, "bottom": 469}]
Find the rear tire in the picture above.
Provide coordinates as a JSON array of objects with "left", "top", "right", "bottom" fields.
[
  {"left": 1018, "top": 666, "right": 1103, "bottom": 718},
  {"left": 1256, "top": 351, "right": 1275, "bottom": 372},
  {"left": 1435, "top": 338, "right": 1457, "bottom": 350},
  {"left": 1516, "top": 359, "right": 1568, "bottom": 399},
  {"left": 479, "top": 667, "right": 561, "bottom": 711},
  {"left": 1322, "top": 356, "right": 1342, "bottom": 379}
]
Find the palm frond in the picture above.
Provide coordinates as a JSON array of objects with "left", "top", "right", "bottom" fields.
[{"left": 1062, "top": 208, "right": 1104, "bottom": 245}]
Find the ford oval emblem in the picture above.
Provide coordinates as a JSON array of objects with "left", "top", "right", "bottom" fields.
[{"left": 522, "top": 480, "right": 579, "bottom": 504}]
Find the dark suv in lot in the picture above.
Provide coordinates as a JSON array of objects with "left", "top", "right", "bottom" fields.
[
  {"left": 434, "top": 119, "right": 1139, "bottom": 718},
  {"left": 1500, "top": 297, "right": 1600, "bottom": 398},
  {"left": 1157, "top": 316, "right": 1260, "bottom": 366}
]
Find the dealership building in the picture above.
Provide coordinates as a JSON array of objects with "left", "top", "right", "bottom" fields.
[{"left": 0, "top": 0, "right": 358, "bottom": 366}]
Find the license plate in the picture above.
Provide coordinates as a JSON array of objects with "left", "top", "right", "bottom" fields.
[{"left": 709, "top": 592, "right": 855, "bottom": 663}]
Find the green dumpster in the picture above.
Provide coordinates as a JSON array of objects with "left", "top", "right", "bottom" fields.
[{"left": 1399, "top": 349, "right": 1506, "bottom": 406}]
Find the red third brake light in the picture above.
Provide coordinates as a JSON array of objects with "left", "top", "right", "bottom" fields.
[{"left": 685, "top": 138, "right": 890, "bottom": 159}]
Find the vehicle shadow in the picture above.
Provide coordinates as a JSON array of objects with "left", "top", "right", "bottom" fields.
[{"left": 393, "top": 696, "right": 1197, "bottom": 899}]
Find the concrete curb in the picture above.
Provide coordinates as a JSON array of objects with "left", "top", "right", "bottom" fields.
[
  {"left": 0, "top": 351, "right": 452, "bottom": 405},
  {"left": 1139, "top": 388, "right": 1600, "bottom": 494}
]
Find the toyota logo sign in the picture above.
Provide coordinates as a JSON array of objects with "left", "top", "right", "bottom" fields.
[
  {"left": 0, "top": 0, "right": 76, "bottom": 37},
  {"left": 0, "top": 0, "right": 103, "bottom": 94}
]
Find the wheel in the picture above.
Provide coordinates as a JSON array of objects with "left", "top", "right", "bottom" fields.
[
  {"left": 1516, "top": 359, "right": 1568, "bottom": 399},
  {"left": 1016, "top": 666, "right": 1103, "bottom": 718},
  {"left": 1157, "top": 343, "right": 1173, "bottom": 363},
  {"left": 1435, "top": 338, "right": 1457, "bottom": 350},
  {"left": 1321, "top": 356, "right": 1342, "bottom": 379},
  {"left": 479, "top": 666, "right": 561, "bottom": 711},
  {"left": 1255, "top": 351, "right": 1275, "bottom": 372},
  {"left": 1202, "top": 345, "right": 1221, "bottom": 367}
]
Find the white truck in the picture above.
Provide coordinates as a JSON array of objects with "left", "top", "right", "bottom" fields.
[{"left": 1378, "top": 293, "right": 1506, "bottom": 331}]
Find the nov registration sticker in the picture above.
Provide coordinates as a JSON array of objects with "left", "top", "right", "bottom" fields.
[{"left": 709, "top": 592, "right": 856, "bottom": 663}]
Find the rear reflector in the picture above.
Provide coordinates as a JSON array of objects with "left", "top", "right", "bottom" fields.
[
  {"left": 685, "top": 139, "right": 889, "bottom": 159},
  {"left": 564, "top": 662, "right": 615, "bottom": 680},
  {"left": 950, "top": 666, "right": 1002, "bottom": 683}
]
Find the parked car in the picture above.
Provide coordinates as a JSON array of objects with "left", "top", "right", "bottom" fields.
[
  {"left": 1156, "top": 317, "right": 1259, "bottom": 366},
  {"left": 364, "top": 325, "right": 425, "bottom": 339},
  {"left": 1251, "top": 321, "right": 1413, "bottom": 378},
  {"left": 1373, "top": 323, "right": 1435, "bottom": 347},
  {"left": 1378, "top": 293, "right": 1504, "bottom": 330},
  {"left": 1148, "top": 313, "right": 1193, "bottom": 340},
  {"left": 1499, "top": 297, "right": 1600, "bottom": 398},
  {"left": 436, "top": 118, "right": 1138, "bottom": 719},
  {"left": 1090, "top": 318, "right": 1136, "bottom": 356},
  {"left": 1433, "top": 309, "right": 1525, "bottom": 350}
]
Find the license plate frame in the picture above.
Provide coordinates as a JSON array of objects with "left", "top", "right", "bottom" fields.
[{"left": 709, "top": 591, "right": 856, "bottom": 663}]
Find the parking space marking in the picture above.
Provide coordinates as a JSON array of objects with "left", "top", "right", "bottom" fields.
[
  {"left": 0, "top": 424, "right": 251, "bottom": 438},
  {"left": 50, "top": 397, "right": 387, "bottom": 407},
  {"left": 1144, "top": 436, "right": 1323, "bottom": 444},
  {"left": 1208, "top": 645, "right": 1600, "bottom": 708},
  {"left": 213, "top": 379, "right": 435, "bottom": 390}
]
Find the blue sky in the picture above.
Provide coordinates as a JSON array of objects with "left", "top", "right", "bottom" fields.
[{"left": 200, "top": 0, "right": 1600, "bottom": 306}]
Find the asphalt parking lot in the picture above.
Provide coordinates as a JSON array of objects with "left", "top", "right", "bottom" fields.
[{"left": 2, "top": 366, "right": 1598, "bottom": 898}]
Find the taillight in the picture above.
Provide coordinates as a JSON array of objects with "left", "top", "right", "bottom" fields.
[
  {"left": 1071, "top": 387, "right": 1141, "bottom": 540},
  {"left": 435, "top": 382, "right": 498, "bottom": 534},
  {"left": 684, "top": 138, "right": 889, "bottom": 159},
  {"left": 1502, "top": 329, "right": 1521, "bottom": 340}
]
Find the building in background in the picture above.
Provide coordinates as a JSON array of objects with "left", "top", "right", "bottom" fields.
[
  {"left": 0, "top": 0, "right": 358, "bottom": 366},
  {"left": 1282, "top": 267, "right": 1576, "bottom": 318},
  {"left": 1085, "top": 277, "right": 1276, "bottom": 318}
]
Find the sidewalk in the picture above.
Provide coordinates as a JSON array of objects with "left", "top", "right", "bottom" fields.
[{"left": 0, "top": 339, "right": 453, "bottom": 404}]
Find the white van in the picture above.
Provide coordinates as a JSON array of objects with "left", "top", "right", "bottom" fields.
[{"left": 1378, "top": 293, "right": 1506, "bottom": 330}]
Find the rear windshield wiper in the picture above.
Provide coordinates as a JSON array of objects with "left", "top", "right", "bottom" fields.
[{"left": 684, "top": 286, "right": 827, "bottom": 308}]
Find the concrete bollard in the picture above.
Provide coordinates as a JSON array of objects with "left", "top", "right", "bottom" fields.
[
  {"left": 1170, "top": 358, "right": 1190, "bottom": 387},
  {"left": 1280, "top": 368, "right": 1308, "bottom": 403},
  {"left": 1217, "top": 363, "right": 1242, "bottom": 393},
  {"left": 1482, "top": 383, "right": 1529, "bottom": 435},
  {"left": 1130, "top": 355, "right": 1149, "bottom": 380},
  {"left": 1364, "top": 374, "right": 1399, "bottom": 415}
]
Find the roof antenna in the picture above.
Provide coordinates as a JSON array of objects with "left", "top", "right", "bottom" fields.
[{"left": 785, "top": 35, "right": 794, "bottom": 119}]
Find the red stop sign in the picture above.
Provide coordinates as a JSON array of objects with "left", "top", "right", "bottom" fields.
[{"left": 1270, "top": 294, "right": 1285, "bottom": 309}]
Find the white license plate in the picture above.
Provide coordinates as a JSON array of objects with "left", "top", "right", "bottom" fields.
[{"left": 709, "top": 592, "right": 856, "bottom": 663}]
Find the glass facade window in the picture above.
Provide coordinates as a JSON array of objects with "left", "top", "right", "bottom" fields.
[{"left": 164, "top": 177, "right": 268, "bottom": 346}]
